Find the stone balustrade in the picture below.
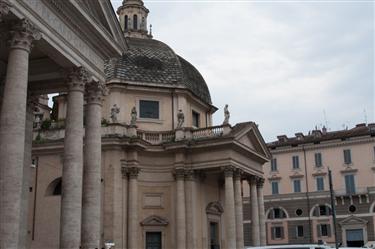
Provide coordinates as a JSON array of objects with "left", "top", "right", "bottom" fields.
[{"left": 33, "top": 123, "right": 231, "bottom": 144}]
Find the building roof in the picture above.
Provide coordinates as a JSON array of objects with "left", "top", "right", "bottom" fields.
[
  {"left": 268, "top": 123, "right": 375, "bottom": 149},
  {"left": 105, "top": 37, "right": 212, "bottom": 105}
]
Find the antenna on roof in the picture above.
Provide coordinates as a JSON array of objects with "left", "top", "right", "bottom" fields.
[
  {"left": 149, "top": 24, "right": 152, "bottom": 36},
  {"left": 363, "top": 109, "right": 368, "bottom": 124}
]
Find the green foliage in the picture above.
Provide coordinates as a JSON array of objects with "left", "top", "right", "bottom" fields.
[
  {"left": 41, "top": 119, "right": 52, "bottom": 130},
  {"left": 101, "top": 118, "right": 109, "bottom": 127}
]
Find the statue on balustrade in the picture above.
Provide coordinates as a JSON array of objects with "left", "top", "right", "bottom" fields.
[
  {"left": 223, "top": 104, "right": 230, "bottom": 125},
  {"left": 130, "top": 106, "right": 137, "bottom": 126},
  {"left": 110, "top": 104, "right": 120, "bottom": 123},
  {"left": 177, "top": 109, "right": 184, "bottom": 128}
]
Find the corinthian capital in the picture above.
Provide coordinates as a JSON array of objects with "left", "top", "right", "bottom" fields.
[
  {"left": 256, "top": 178, "right": 265, "bottom": 188},
  {"left": 9, "top": 19, "right": 41, "bottom": 52},
  {"left": 66, "top": 67, "right": 89, "bottom": 92},
  {"left": 85, "top": 79, "right": 108, "bottom": 105},
  {"left": 0, "top": 0, "right": 12, "bottom": 23}
]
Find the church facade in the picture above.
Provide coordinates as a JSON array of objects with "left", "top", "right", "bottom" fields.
[{"left": 0, "top": 1, "right": 270, "bottom": 249}]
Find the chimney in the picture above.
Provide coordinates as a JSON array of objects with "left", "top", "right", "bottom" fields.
[
  {"left": 312, "top": 130, "right": 322, "bottom": 138},
  {"left": 322, "top": 126, "right": 327, "bottom": 135},
  {"left": 277, "top": 135, "right": 288, "bottom": 142}
]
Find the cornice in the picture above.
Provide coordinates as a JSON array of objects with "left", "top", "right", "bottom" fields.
[{"left": 270, "top": 136, "right": 375, "bottom": 154}]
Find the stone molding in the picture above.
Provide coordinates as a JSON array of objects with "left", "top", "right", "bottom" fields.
[
  {"left": 206, "top": 201, "right": 224, "bottom": 216},
  {"left": 140, "top": 215, "right": 169, "bottom": 227},
  {"left": 174, "top": 168, "right": 185, "bottom": 180},
  {"left": 85, "top": 79, "right": 108, "bottom": 105},
  {"left": 66, "top": 67, "right": 88, "bottom": 92},
  {"left": 0, "top": 0, "right": 12, "bottom": 22},
  {"left": 184, "top": 169, "right": 196, "bottom": 181},
  {"left": 9, "top": 19, "right": 41, "bottom": 53}
]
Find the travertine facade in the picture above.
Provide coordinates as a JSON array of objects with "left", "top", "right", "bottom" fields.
[
  {"left": 0, "top": 1, "right": 270, "bottom": 249},
  {"left": 252, "top": 125, "right": 375, "bottom": 247}
]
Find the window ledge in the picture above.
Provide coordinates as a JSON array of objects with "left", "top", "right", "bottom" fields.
[{"left": 137, "top": 118, "right": 163, "bottom": 124}]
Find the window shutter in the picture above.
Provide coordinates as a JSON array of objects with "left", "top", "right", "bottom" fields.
[
  {"left": 280, "top": 227, "right": 284, "bottom": 239},
  {"left": 317, "top": 225, "right": 321, "bottom": 237},
  {"left": 327, "top": 224, "right": 331, "bottom": 237},
  {"left": 271, "top": 227, "right": 275, "bottom": 240}
]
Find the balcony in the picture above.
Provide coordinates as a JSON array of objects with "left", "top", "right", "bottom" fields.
[{"left": 334, "top": 187, "right": 369, "bottom": 197}]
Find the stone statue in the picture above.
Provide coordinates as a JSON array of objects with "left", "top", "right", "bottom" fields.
[
  {"left": 130, "top": 106, "right": 137, "bottom": 126},
  {"left": 110, "top": 104, "right": 120, "bottom": 123},
  {"left": 177, "top": 109, "right": 184, "bottom": 128},
  {"left": 223, "top": 104, "right": 230, "bottom": 125}
]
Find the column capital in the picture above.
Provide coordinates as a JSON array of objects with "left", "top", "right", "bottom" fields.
[
  {"left": 234, "top": 169, "right": 243, "bottom": 180},
  {"left": 174, "top": 168, "right": 185, "bottom": 180},
  {"left": 128, "top": 166, "right": 140, "bottom": 179},
  {"left": 223, "top": 166, "right": 235, "bottom": 177},
  {"left": 184, "top": 169, "right": 196, "bottom": 181},
  {"left": 0, "top": 0, "right": 12, "bottom": 22},
  {"left": 248, "top": 175, "right": 258, "bottom": 185},
  {"left": 9, "top": 19, "right": 41, "bottom": 53},
  {"left": 256, "top": 178, "right": 265, "bottom": 188},
  {"left": 121, "top": 166, "right": 128, "bottom": 179},
  {"left": 85, "top": 79, "right": 108, "bottom": 105},
  {"left": 66, "top": 67, "right": 89, "bottom": 92}
]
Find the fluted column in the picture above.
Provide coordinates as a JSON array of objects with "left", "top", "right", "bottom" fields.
[
  {"left": 0, "top": 18, "right": 41, "bottom": 249},
  {"left": 224, "top": 167, "right": 236, "bottom": 249},
  {"left": 234, "top": 170, "right": 244, "bottom": 249},
  {"left": 81, "top": 80, "right": 107, "bottom": 249},
  {"left": 249, "top": 176, "right": 260, "bottom": 246},
  {"left": 185, "top": 170, "right": 197, "bottom": 249},
  {"left": 128, "top": 167, "right": 140, "bottom": 249},
  {"left": 121, "top": 166, "right": 129, "bottom": 249},
  {"left": 176, "top": 169, "right": 186, "bottom": 249},
  {"left": 257, "top": 178, "right": 267, "bottom": 246},
  {"left": 60, "top": 67, "right": 88, "bottom": 249}
]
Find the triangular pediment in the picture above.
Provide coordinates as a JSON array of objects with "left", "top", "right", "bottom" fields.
[
  {"left": 339, "top": 215, "right": 368, "bottom": 226},
  {"left": 141, "top": 215, "right": 169, "bottom": 226},
  {"left": 233, "top": 122, "right": 271, "bottom": 162},
  {"left": 74, "top": 0, "right": 127, "bottom": 51}
]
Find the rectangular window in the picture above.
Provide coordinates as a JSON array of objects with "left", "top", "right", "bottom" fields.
[
  {"left": 292, "top": 155, "right": 300, "bottom": 169},
  {"left": 192, "top": 111, "right": 200, "bottom": 128},
  {"left": 271, "top": 158, "right": 278, "bottom": 171},
  {"left": 343, "top": 149, "right": 352, "bottom": 164},
  {"left": 296, "top": 225, "right": 304, "bottom": 237},
  {"left": 271, "top": 181, "right": 279, "bottom": 195},
  {"left": 293, "top": 179, "right": 301, "bottom": 193},
  {"left": 272, "top": 226, "right": 284, "bottom": 239},
  {"left": 316, "top": 177, "right": 324, "bottom": 191},
  {"left": 139, "top": 100, "right": 159, "bottom": 119},
  {"left": 345, "top": 174, "right": 356, "bottom": 194},
  {"left": 315, "top": 153, "right": 322, "bottom": 167},
  {"left": 318, "top": 224, "right": 330, "bottom": 237}
]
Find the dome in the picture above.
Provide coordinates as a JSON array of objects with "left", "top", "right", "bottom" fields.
[{"left": 105, "top": 37, "right": 212, "bottom": 105}]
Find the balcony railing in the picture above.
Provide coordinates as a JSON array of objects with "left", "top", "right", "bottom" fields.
[
  {"left": 137, "top": 130, "right": 175, "bottom": 144},
  {"left": 334, "top": 187, "right": 369, "bottom": 196},
  {"left": 191, "top": 125, "right": 224, "bottom": 139}
]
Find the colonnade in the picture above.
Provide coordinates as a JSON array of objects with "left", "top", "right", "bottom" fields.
[
  {"left": 0, "top": 16, "right": 107, "bottom": 249},
  {"left": 173, "top": 167, "right": 266, "bottom": 249}
]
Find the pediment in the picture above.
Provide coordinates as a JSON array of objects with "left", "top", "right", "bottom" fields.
[
  {"left": 233, "top": 122, "right": 271, "bottom": 161},
  {"left": 206, "top": 201, "right": 224, "bottom": 216},
  {"left": 140, "top": 215, "right": 169, "bottom": 226},
  {"left": 339, "top": 215, "right": 368, "bottom": 226}
]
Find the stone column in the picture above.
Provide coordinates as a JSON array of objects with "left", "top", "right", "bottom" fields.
[
  {"left": 81, "top": 80, "right": 107, "bottom": 249},
  {"left": 0, "top": 19, "right": 40, "bottom": 249},
  {"left": 185, "top": 170, "right": 197, "bottom": 249},
  {"left": 121, "top": 165, "right": 129, "bottom": 249},
  {"left": 176, "top": 169, "right": 186, "bottom": 249},
  {"left": 234, "top": 170, "right": 244, "bottom": 249},
  {"left": 249, "top": 176, "right": 260, "bottom": 246},
  {"left": 60, "top": 67, "right": 88, "bottom": 249},
  {"left": 257, "top": 178, "right": 267, "bottom": 246},
  {"left": 128, "top": 167, "right": 140, "bottom": 249},
  {"left": 224, "top": 167, "right": 237, "bottom": 249}
]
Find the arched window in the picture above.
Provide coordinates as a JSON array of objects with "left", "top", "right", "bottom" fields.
[
  {"left": 267, "top": 207, "right": 287, "bottom": 219},
  {"left": 312, "top": 204, "right": 332, "bottom": 217},
  {"left": 45, "top": 177, "right": 62, "bottom": 196},
  {"left": 133, "top": 14, "right": 138, "bottom": 30},
  {"left": 125, "top": 15, "right": 128, "bottom": 30}
]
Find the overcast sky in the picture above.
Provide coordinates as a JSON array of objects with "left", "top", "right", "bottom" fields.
[{"left": 111, "top": 0, "right": 374, "bottom": 142}]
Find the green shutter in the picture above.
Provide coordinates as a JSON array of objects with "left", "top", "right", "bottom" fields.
[
  {"left": 317, "top": 225, "right": 321, "bottom": 237},
  {"left": 327, "top": 224, "right": 331, "bottom": 237}
]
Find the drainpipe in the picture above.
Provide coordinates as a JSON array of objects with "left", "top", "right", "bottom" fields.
[{"left": 303, "top": 145, "right": 313, "bottom": 243}]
